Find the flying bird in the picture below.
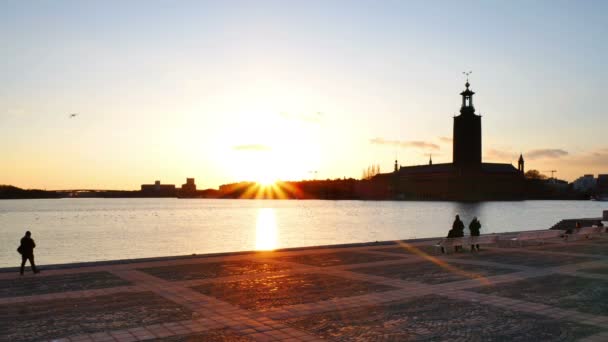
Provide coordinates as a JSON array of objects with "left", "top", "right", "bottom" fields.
[{"left": 68, "top": 113, "right": 78, "bottom": 118}]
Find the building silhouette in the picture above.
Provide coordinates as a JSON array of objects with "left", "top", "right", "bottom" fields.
[
  {"left": 372, "top": 81, "right": 525, "bottom": 200},
  {"left": 453, "top": 81, "right": 482, "bottom": 166},
  {"left": 140, "top": 180, "right": 176, "bottom": 197},
  {"left": 597, "top": 174, "right": 608, "bottom": 198},
  {"left": 181, "top": 178, "right": 197, "bottom": 192},
  {"left": 178, "top": 178, "right": 199, "bottom": 197}
]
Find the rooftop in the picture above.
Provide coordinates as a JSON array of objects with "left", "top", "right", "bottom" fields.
[{"left": 393, "top": 162, "right": 519, "bottom": 175}]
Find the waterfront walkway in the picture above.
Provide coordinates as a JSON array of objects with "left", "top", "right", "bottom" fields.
[{"left": 2, "top": 234, "right": 608, "bottom": 341}]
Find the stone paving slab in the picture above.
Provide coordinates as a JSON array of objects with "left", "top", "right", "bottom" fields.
[
  {"left": 0, "top": 291, "right": 193, "bottom": 342},
  {"left": 191, "top": 272, "right": 396, "bottom": 311},
  {"left": 139, "top": 260, "right": 291, "bottom": 281},
  {"left": 535, "top": 242, "right": 608, "bottom": 256},
  {"left": 144, "top": 328, "right": 254, "bottom": 341},
  {"left": 351, "top": 259, "right": 517, "bottom": 284},
  {"left": 0, "top": 271, "right": 131, "bottom": 298},
  {"left": 370, "top": 245, "right": 444, "bottom": 256},
  {"left": 470, "top": 273, "right": 608, "bottom": 316},
  {"left": 1, "top": 232, "right": 608, "bottom": 341},
  {"left": 272, "top": 251, "right": 404, "bottom": 267},
  {"left": 455, "top": 250, "right": 596, "bottom": 267},
  {"left": 282, "top": 294, "right": 602, "bottom": 341},
  {"left": 578, "top": 266, "right": 608, "bottom": 275}
]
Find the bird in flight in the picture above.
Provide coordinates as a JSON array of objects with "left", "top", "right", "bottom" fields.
[{"left": 69, "top": 113, "right": 78, "bottom": 118}]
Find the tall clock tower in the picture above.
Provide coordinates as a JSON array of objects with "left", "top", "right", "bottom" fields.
[{"left": 453, "top": 81, "right": 482, "bottom": 166}]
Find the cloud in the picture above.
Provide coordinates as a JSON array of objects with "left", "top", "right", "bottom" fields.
[
  {"left": 232, "top": 144, "right": 272, "bottom": 151},
  {"left": 526, "top": 149, "right": 568, "bottom": 160},
  {"left": 370, "top": 138, "right": 440, "bottom": 150},
  {"left": 439, "top": 136, "right": 452, "bottom": 143},
  {"left": 421, "top": 152, "right": 443, "bottom": 157},
  {"left": 485, "top": 149, "right": 516, "bottom": 161},
  {"left": 484, "top": 148, "right": 568, "bottom": 161},
  {"left": 280, "top": 111, "right": 324, "bottom": 123},
  {"left": 568, "top": 147, "right": 608, "bottom": 166}
]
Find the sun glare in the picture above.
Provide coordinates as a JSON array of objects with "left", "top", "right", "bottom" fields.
[
  {"left": 225, "top": 108, "right": 322, "bottom": 185},
  {"left": 256, "top": 175, "right": 277, "bottom": 186},
  {"left": 255, "top": 208, "right": 279, "bottom": 250}
]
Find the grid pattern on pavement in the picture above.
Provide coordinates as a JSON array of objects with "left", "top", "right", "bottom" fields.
[
  {"left": 3, "top": 235, "right": 608, "bottom": 342},
  {"left": 0, "top": 271, "right": 131, "bottom": 298}
]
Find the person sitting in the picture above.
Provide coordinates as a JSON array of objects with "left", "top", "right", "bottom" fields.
[
  {"left": 441, "top": 227, "right": 457, "bottom": 254},
  {"left": 597, "top": 220, "right": 606, "bottom": 233},
  {"left": 563, "top": 222, "right": 581, "bottom": 240}
]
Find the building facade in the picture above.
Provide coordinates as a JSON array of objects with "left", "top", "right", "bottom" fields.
[
  {"left": 140, "top": 180, "right": 176, "bottom": 197},
  {"left": 572, "top": 174, "right": 597, "bottom": 193}
]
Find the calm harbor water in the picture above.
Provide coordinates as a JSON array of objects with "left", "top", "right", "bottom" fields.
[{"left": 0, "top": 198, "right": 606, "bottom": 268}]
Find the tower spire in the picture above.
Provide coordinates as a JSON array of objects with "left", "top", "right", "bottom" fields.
[
  {"left": 453, "top": 73, "right": 482, "bottom": 166},
  {"left": 518, "top": 153, "right": 525, "bottom": 173},
  {"left": 462, "top": 70, "right": 472, "bottom": 84},
  {"left": 459, "top": 71, "right": 476, "bottom": 115}
]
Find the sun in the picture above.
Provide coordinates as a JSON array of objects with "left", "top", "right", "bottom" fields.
[{"left": 256, "top": 174, "right": 278, "bottom": 186}]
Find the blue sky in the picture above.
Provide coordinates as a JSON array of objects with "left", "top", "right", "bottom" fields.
[{"left": 1, "top": 1, "right": 607, "bottom": 189}]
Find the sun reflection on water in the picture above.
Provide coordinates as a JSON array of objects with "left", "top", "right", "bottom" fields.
[{"left": 255, "top": 208, "right": 279, "bottom": 250}]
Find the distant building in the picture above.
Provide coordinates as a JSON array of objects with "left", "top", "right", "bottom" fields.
[
  {"left": 371, "top": 81, "right": 525, "bottom": 200},
  {"left": 140, "top": 180, "right": 176, "bottom": 197},
  {"left": 597, "top": 174, "right": 608, "bottom": 195},
  {"left": 178, "top": 178, "right": 198, "bottom": 197},
  {"left": 572, "top": 174, "right": 596, "bottom": 193},
  {"left": 181, "top": 178, "right": 197, "bottom": 192}
]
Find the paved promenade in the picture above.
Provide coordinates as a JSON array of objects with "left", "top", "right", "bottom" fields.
[{"left": 2, "top": 234, "right": 608, "bottom": 341}]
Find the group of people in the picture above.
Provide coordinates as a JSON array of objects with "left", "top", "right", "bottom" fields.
[{"left": 442, "top": 214, "right": 482, "bottom": 253}]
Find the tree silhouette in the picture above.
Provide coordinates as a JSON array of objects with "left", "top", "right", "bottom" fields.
[
  {"left": 524, "top": 169, "right": 547, "bottom": 180},
  {"left": 362, "top": 164, "right": 381, "bottom": 180}
]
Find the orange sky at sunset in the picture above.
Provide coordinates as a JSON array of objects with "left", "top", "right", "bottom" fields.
[{"left": 1, "top": 2, "right": 607, "bottom": 189}]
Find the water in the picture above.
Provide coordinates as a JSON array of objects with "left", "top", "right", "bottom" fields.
[{"left": 0, "top": 198, "right": 605, "bottom": 267}]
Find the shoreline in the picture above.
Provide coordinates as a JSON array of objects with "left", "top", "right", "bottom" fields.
[{"left": 1, "top": 230, "right": 542, "bottom": 273}]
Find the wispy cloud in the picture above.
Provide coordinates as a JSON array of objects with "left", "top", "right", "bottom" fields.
[
  {"left": 280, "top": 111, "right": 324, "bottom": 123},
  {"left": 526, "top": 149, "right": 568, "bottom": 160},
  {"left": 232, "top": 144, "right": 272, "bottom": 151},
  {"left": 592, "top": 148, "right": 608, "bottom": 157},
  {"left": 1, "top": 107, "right": 26, "bottom": 120},
  {"left": 439, "top": 136, "right": 452, "bottom": 143},
  {"left": 421, "top": 152, "right": 442, "bottom": 158},
  {"left": 485, "top": 149, "right": 516, "bottom": 161},
  {"left": 370, "top": 138, "right": 440, "bottom": 150},
  {"left": 485, "top": 147, "right": 568, "bottom": 161},
  {"left": 569, "top": 148, "right": 608, "bottom": 166}
]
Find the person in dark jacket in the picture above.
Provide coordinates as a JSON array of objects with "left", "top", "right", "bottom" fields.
[
  {"left": 452, "top": 215, "right": 465, "bottom": 251},
  {"left": 441, "top": 227, "right": 458, "bottom": 253},
  {"left": 469, "top": 217, "right": 482, "bottom": 251},
  {"left": 18, "top": 231, "right": 39, "bottom": 275}
]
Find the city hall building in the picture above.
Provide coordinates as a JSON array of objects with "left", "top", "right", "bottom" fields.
[{"left": 372, "top": 81, "right": 525, "bottom": 200}]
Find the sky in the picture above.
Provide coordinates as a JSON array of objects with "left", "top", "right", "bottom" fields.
[{"left": 1, "top": 0, "right": 607, "bottom": 190}]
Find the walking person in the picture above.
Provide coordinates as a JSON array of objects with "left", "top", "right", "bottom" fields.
[
  {"left": 18, "top": 231, "right": 39, "bottom": 275},
  {"left": 452, "top": 215, "right": 465, "bottom": 252},
  {"left": 469, "top": 217, "right": 482, "bottom": 251}
]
